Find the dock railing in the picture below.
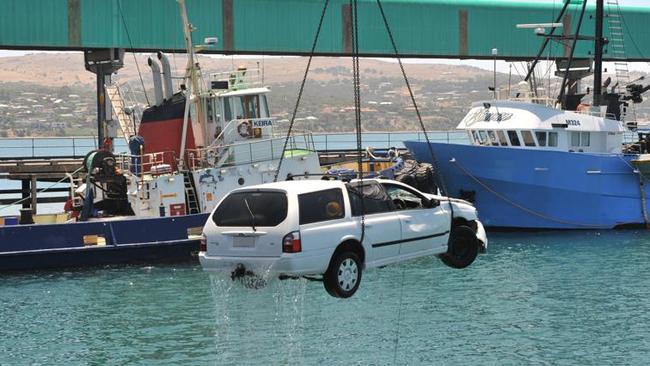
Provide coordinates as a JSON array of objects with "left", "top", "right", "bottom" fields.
[{"left": 0, "top": 131, "right": 467, "bottom": 160}]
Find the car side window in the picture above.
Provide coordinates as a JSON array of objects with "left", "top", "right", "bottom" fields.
[
  {"left": 382, "top": 184, "right": 427, "bottom": 210},
  {"left": 347, "top": 182, "right": 394, "bottom": 216},
  {"left": 299, "top": 188, "right": 345, "bottom": 225}
]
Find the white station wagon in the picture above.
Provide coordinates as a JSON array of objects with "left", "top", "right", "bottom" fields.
[{"left": 199, "top": 179, "right": 487, "bottom": 298}]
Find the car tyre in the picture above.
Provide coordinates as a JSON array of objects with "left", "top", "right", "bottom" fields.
[
  {"left": 324, "top": 251, "right": 362, "bottom": 298},
  {"left": 440, "top": 225, "right": 478, "bottom": 269}
]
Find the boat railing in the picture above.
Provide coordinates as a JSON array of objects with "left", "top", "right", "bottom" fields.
[
  {"left": 497, "top": 90, "right": 557, "bottom": 107},
  {"left": 185, "top": 132, "right": 316, "bottom": 170},
  {"left": 207, "top": 67, "right": 264, "bottom": 91},
  {"left": 115, "top": 150, "right": 178, "bottom": 177}
]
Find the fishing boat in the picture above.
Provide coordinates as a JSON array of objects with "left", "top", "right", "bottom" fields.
[
  {"left": 406, "top": 0, "right": 650, "bottom": 229},
  {"left": 0, "top": 2, "right": 320, "bottom": 271}
]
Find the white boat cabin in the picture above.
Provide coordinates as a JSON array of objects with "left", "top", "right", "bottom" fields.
[
  {"left": 458, "top": 100, "right": 626, "bottom": 154},
  {"left": 198, "top": 67, "right": 275, "bottom": 147}
]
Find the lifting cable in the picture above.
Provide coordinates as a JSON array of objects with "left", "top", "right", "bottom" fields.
[
  {"left": 117, "top": 0, "right": 150, "bottom": 106},
  {"left": 273, "top": 0, "right": 330, "bottom": 183},
  {"left": 374, "top": 1, "right": 457, "bottom": 362},
  {"left": 350, "top": 0, "right": 366, "bottom": 245},
  {"left": 375, "top": 0, "right": 450, "bottom": 202},
  {"left": 273, "top": 0, "right": 330, "bottom": 182}
]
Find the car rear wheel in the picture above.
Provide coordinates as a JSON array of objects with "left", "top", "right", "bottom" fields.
[
  {"left": 440, "top": 225, "right": 478, "bottom": 269},
  {"left": 324, "top": 251, "right": 362, "bottom": 298}
]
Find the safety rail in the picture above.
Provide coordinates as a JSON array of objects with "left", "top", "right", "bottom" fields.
[
  {"left": 115, "top": 150, "right": 178, "bottom": 177},
  {"left": 185, "top": 133, "right": 316, "bottom": 170},
  {"left": 207, "top": 67, "right": 264, "bottom": 91},
  {"left": 0, "top": 131, "right": 467, "bottom": 160}
]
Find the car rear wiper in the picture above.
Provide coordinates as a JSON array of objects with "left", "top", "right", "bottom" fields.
[{"left": 243, "top": 198, "right": 257, "bottom": 232}]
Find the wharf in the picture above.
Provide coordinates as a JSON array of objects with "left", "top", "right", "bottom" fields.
[{"left": 0, "top": 157, "right": 83, "bottom": 210}]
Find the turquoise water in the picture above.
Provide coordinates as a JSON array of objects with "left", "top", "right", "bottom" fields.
[{"left": 1, "top": 230, "right": 649, "bottom": 365}]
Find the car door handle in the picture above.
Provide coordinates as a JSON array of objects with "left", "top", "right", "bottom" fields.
[
  {"left": 364, "top": 223, "right": 373, "bottom": 228},
  {"left": 402, "top": 218, "right": 411, "bottom": 223}
]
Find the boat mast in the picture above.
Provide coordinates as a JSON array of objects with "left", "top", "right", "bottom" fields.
[
  {"left": 177, "top": 0, "right": 207, "bottom": 168},
  {"left": 593, "top": 0, "right": 604, "bottom": 107}
]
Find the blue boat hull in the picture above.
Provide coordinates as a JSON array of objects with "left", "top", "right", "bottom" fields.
[
  {"left": 405, "top": 141, "right": 649, "bottom": 229},
  {"left": 0, "top": 213, "right": 209, "bottom": 271}
]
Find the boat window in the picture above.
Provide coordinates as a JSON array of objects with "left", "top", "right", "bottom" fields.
[
  {"left": 478, "top": 131, "right": 488, "bottom": 145},
  {"left": 470, "top": 130, "right": 479, "bottom": 144},
  {"left": 521, "top": 131, "right": 536, "bottom": 147},
  {"left": 581, "top": 132, "right": 590, "bottom": 146},
  {"left": 535, "top": 131, "right": 547, "bottom": 147},
  {"left": 487, "top": 131, "right": 499, "bottom": 146},
  {"left": 242, "top": 95, "right": 260, "bottom": 119},
  {"left": 548, "top": 132, "right": 558, "bottom": 147},
  {"left": 260, "top": 95, "right": 270, "bottom": 118},
  {"left": 223, "top": 98, "right": 233, "bottom": 121},
  {"left": 497, "top": 130, "right": 509, "bottom": 146},
  {"left": 507, "top": 130, "right": 521, "bottom": 146},
  {"left": 213, "top": 191, "right": 287, "bottom": 227},
  {"left": 571, "top": 131, "right": 581, "bottom": 146},
  {"left": 299, "top": 188, "right": 345, "bottom": 225}
]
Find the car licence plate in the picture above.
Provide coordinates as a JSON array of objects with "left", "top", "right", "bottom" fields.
[{"left": 233, "top": 236, "right": 255, "bottom": 248}]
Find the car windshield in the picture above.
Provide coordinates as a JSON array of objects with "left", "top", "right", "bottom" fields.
[{"left": 213, "top": 191, "right": 287, "bottom": 227}]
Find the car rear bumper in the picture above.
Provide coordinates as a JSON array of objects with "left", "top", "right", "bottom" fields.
[{"left": 198, "top": 251, "right": 326, "bottom": 276}]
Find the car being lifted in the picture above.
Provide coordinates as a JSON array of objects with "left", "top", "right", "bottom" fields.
[{"left": 199, "top": 178, "right": 487, "bottom": 298}]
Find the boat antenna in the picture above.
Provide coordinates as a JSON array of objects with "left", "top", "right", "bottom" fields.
[
  {"left": 492, "top": 48, "right": 498, "bottom": 99},
  {"left": 508, "top": 63, "right": 512, "bottom": 97}
]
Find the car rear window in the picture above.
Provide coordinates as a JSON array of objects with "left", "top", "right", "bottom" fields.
[
  {"left": 299, "top": 188, "right": 345, "bottom": 225},
  {"left": 213, "top": 191, "right": 287, "bottom": 227}
]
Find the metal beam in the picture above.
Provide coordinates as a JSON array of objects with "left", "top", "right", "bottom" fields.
[{"left": 0, "top": 0, "right": 649, "bottom": 61}]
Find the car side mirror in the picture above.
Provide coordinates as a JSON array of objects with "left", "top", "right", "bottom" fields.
[{"left": 422, "top": 198, "right": 440, "bottom": 208}]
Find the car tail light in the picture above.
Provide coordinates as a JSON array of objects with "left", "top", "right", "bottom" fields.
[
  {"left": 282, "top": 231, "right": 301, "bottom": 253},
  {"left": 199, "top": 234, "right": 207, "bottom": 252}
]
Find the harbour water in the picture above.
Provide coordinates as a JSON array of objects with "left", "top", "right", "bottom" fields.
[{"left": 2, "top": 230, "right": 649, "bottom": 365}]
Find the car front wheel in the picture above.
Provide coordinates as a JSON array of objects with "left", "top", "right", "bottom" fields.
[
  {"left": 440, "top": 225, "right": 478, "bottom": 269},
  {"left": 324, "top": 251, "right": 362, "bottom": 298}
]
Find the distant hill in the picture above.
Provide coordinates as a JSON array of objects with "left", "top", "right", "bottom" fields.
[{"left": 0, "top": 52, "right": 647, "bottom": 136}]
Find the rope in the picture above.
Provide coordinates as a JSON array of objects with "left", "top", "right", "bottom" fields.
[
  {"left": 273, "top": 0, "right": 330, "bottom": 182},
  {"left": 0, "top": 166, "right": 85, "bottom": 212},
  {"left": 450, "top": 157, "right": 608, "bottom": 228},
  {"left": 117, "top": 0, "right": 150, "bottom": 106}
]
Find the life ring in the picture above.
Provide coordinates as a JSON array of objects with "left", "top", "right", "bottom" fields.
[{"left": 237, "top": 120, "right": 251, "bottom": 138}]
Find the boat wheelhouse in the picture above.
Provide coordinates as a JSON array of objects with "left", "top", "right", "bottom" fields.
[{"left": 460, "top": 100, "right": 626, "bottom": 154}]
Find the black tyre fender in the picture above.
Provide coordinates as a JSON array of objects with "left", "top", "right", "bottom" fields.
[
  {"left": 396, "top": 173, "right": 417, "bottom": 189},
  {"left": 440, "top": 225, "right": 479, "bottom": 269},
  {"left": 323, "top": 251, "right": 363, "bottom": 298},
  {"left": 415, "top": 164, "right": 435, "bottom": 193}
]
